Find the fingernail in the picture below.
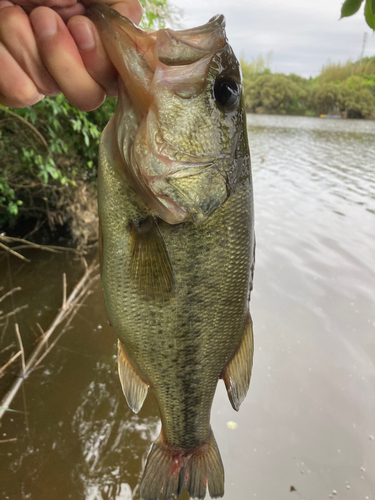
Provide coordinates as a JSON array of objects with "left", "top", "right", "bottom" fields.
[
  {"left": 31, "top": 9, "right": 57, "bottom": 39},
  {"left": 28, "top": 93, "right": 45, "bottom": 105},
  {"left": 0, "top": 1, "right": 15, "bottom": 8},
  {"left": 69, "top": 21, "right": 95, "bottom": 51}
]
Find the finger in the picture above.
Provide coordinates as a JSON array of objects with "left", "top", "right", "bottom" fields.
[
  {"left": 82, "top": 0, "right": 143, "bottom": 25},
  {"left": 68, "top": 16, "right": 118, "bottom": 96},
  {"left": 30, "top": 7, "right": 106, "bottom": 110},
  {"left": 0, "top": 41, "right": 44, "bottom": 107},
  {"left": 67, "top": 1, "right": 144, "bottom": 96},
  {"left": 0, "top": 3, "right": 60, "bottom": 96}
]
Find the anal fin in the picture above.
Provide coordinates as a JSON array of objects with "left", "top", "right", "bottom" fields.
[
  {"left": 118, "top": 340, "right": 148, "bottom": 413},
  {"left": 222, "top": 313, "right": 254, "bottom": 411}
]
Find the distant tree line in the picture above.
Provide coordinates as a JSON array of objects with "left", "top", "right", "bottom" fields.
[{"left": 241, "top": 55, "right": 375, "bottom": 119}]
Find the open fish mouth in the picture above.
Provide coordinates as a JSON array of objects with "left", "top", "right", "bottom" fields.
[{"left": 88, "top": 3, "right": 226, "bottom": 112}]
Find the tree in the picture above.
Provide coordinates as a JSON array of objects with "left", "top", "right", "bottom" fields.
[{"left": 340, "top": 0, "right": 375, "bottom": 30}]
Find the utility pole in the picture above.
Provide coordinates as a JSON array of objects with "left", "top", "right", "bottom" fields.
[{"left": 360, "top": 32, "right": 368, "bottom": 63}]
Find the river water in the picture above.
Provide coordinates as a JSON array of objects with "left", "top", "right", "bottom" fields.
[{"left": 0, "top": 114, "right": 374, "bottom": 500}]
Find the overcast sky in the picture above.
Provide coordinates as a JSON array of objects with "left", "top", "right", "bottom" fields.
[{"left": 168, "top": 0, "right": 375, "bottom": 78}]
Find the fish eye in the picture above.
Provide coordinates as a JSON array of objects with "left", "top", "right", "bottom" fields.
[{"left": 214, "top": 77, "right": 239, "bottom": 108}]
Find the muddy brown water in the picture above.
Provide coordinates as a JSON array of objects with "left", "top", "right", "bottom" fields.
[{"left": 0, "top": 115, "right": 374, "bottom": 500}]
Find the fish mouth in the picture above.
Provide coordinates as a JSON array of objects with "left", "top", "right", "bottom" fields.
[{"left": 88, "top": 3, "right": 226, "bottom": 116}]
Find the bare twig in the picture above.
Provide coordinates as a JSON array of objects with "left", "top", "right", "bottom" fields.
[
  {"left": 14, "top": 324, "right": 25, "bottom": 373},
  {"left": 0, "top": 263, "right": 100, "bottom": 420},
  {"left": 0, "top": 317, "right": 9, "bottom": 347},
  {"left": 11, "top": 245, "right": 60, "bottom": 254},
  {"left": 0, "top": 235, "right": 82, "bottom": 255},
  {"left": 0, "top": 438, "right": 17, "bottom": 444},
  {"left": 32, "top": 279, "right": 97, "bottom": 371},
  {"left": 0, "top": 351, "right": 22, "bottom": 376},
  {"left": 0, "top": 242, "right": 31, "bottom": 263},
  {"left": 62, "top": 273, "right": 67, "bottom": 311},
  {"left": 0, "top": 343, "right": 15, "bottom": 355},
  {"left": 0, "top": 287, "right": 21, "bottom": 304},
  {"left": 35, "top": 323, "right": 48, "bottom": 350},
  {"left": 0, "top": 305, "right": 29, "bottom": 322},
  {"left": 0, "top": 107, "right": 50, "bottom": 151}
]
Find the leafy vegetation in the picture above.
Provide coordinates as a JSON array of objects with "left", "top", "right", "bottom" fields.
[
  {"left": 340, "top": 0, "right": 375, "bottom": 30},
  {"left": 241, "top": 56, "right": 375, "bottom": 119},
  {"left": 0, "top": 1, "right": 175, "bottom": 234},
  {"left": 0, "top": 96, "right": 116, "bottom": 232}
]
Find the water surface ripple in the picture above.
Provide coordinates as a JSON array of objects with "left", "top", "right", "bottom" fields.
[{"left": 0, "top": 114, "right": 374, "bottom": 500}]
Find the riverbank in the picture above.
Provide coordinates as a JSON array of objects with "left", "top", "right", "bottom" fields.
[{"left": 242, "top": 56, "right": 375, "bottom": 119}]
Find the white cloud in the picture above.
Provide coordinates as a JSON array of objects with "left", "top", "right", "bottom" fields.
[{"left": 169, "top": 0, "right": 375, "bottom": 77}]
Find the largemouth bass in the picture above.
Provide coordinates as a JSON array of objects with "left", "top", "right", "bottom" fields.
[{"left": 89, "top": 4, "right": 255, "bottom": 499}]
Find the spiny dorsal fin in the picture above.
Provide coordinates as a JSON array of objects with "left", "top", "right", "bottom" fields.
[
  {"left": 129, "top": 216, "right": 175, "bottom": 305},
  {"left": 222, "top": 313, "right": 254, "bottom": 411},
  {"left": 118, "top": 340, "right": 148, "bottom": 414}
]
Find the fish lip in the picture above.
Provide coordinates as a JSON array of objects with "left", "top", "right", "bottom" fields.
[
  {"left": 87, "top": 2, "right": 122, "bottom": 24},
  {"left": 87, "top": 2, "right": 108, "bottom": 24}
]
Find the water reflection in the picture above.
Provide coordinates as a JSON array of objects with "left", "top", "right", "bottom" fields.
[
  {"left": 72, "top": 361, "right": 160, "bottom": 500},
  {"left": 0, "top": 115, "right": 374, "bottom": 499}
]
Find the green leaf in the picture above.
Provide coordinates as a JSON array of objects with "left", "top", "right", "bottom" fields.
[
  {"left": 365, "top": 0, "right": 375, "bottom": 28},
  {"left": 340, "top": 0, "right": 364, "bottom": 18},
  {"left": 8, "top": 202, "right": 19, "bottom": 215}
]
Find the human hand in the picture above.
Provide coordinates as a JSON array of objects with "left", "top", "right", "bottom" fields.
[{"left": 0, "top": 0, "right": 143, "bottom": 109}]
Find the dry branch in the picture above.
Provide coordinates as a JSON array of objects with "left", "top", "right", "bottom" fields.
[
  {"left": 0, "top": 305, "right": 29, "bottom": 323},
  {"left": 0, "top": 262, "right": 99, "bottom": 420},
  {"left": 0, "top": 241, "right": 31, "bottom": 262},
  {"left": 0, "top": 287, "right": 21, "bottom": 305},
  {"left": 14, "top": 324, "right": 25, "bottom": 373},
  {"left": 0, "top": 351, "right": 22, "bottom": 377},
  {"left": 0, "top": 107, "right": 50, "bottom": 151},
  {"left": 0, "top": 438, "right": 17, "bottom": 444},
  {"left": 0, "top": 235, "right": 82, "bottom": 256}
]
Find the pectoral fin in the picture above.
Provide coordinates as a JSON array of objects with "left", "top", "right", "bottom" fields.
[
  {"left": 118, "top": 341, "right": 148, "bottom": 413},
  {"left": 129, "top": 216, "right": 175, "bottom": 304},
  {"left": 222, "top": 314, "right": 254, "bottom": 411}
]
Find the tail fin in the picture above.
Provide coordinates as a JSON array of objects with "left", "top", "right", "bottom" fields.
[{"left": 140, "top": 429, "right": 224, "bottom": 500}]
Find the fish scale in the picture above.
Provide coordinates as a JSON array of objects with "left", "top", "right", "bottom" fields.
[
  {"left": 100, "top": 141, "right": 252, "bottom": 445},
  {"left": 90, "top": 3, "right": 255, "bottom": 499}
]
